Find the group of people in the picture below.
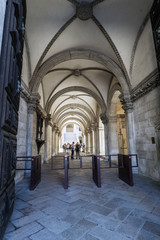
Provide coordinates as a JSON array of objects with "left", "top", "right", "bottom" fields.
[
  {"left": 71, "top": 142, "right": 81, "bottom": 159},
  {"left": 62, "top": 142, "right": 84, "bottom": 159}
]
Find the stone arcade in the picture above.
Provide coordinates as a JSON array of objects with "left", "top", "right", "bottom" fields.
[{"left": 0, "top": 0, "right": 160, "bottom": 239}]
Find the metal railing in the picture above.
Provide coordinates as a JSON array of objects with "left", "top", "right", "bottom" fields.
[{"left": 16, "top": 156, "right": 41, "bottom": 190}]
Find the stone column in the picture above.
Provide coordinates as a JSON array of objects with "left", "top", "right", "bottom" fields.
[
  {"left": 100, "top": 113, "right": 109, "bottom": 157},
  {"left": 89, "top": 128, "right": 93, "bottom": 154},
  {"left": 44, "top": 114, "right": 52, "bottom": 163},
  {"left": 108, "top": 116, "right": 119, "bottom": 154},
  {"left": 120, "top": 96, "right": 137, "bottom": 172},
  {"left": 26, "top": 93, "right": 40, "bottom": 174},
  {"left": 85, "top": 131, "right": 88, "bottom": 153},
  {"left": 120, "top": 97, "right": 136, "bottom": 155},
  {"left": 91, "top": 123, "right": 97, "bottom": 154},
  {"left": 99, "top": 127, "right": 105, "bottom": 155},
  {"left": 26, "top": 93, "right": 40, "bottom": 156}
]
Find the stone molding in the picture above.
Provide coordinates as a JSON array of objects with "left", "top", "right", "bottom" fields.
[{"left": 131, "top": 69, "right": 160, "bottom": 102}]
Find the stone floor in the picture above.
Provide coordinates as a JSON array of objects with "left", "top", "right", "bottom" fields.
[{"left": 3, "top": 162, "right": 160, "bottom": 240}]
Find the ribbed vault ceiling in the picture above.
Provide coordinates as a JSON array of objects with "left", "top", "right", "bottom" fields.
[{"left": 23, "top": 0, "right": 153, "bottom": 132}]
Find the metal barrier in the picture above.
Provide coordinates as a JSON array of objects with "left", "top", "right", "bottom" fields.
[
  {"left": 92, "top": 156, "right": 101, "bottom": 188},
  {"left": 16, "top": 156, "right": 41, "bottom": 190},
  {"left": 51, "top": 154, "right": 138, "bottom": 188},
  {"left": 64, "top": 156, "right": 69, "bottom": 189},
  {"left": 118, "top": 154, "right": 133, "bottom": 186}
]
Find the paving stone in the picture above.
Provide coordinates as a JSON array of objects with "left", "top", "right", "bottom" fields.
[
  {"left": 60, "top": 219, "right": 97, "bottom": 240},
  {"left": 143, "top": 221, "right": 160, "bottom": 237},
  {"left": 14, "top": 199, "right": 31, "bottom": 210},
  {"left": 117, "top": 215, "right": 145, "bottom": 238},
  {"left": 5, "top": 222, "right": 15, "bottom": 234},
  {"left": 85, "top": 212, "right": 121, "bottom": 231},
  {"left": 3, "top": 222, "right": 43, "bottom": 240},
  {"left": 84, "top": 203, "right": 113, "bottom": 216},
  {"left": 107, "top": 206, "right": 132, "bottom": 221},
  {"left": 80, "top": 233, "right": 100, "bottom": 240},
  {"left": 37, "top": 215, "right": 71, "bottom": 234},
  {"left": 11, "top": 210, "right": 47, "bottom": 228},
  {"left": 130, "top": 208, "right": 160, "bottom": 225},
  {"left": 137, "top": 229, "right": 160, "bottom": 240},
  {"left": 10, "top": 209, "right": 24, "bottom": 221},
  {"left": 89, "top": 226, "right": 130, "bottom": 240},
  {"left": 29, "top": 228, "right": 63, "bottom": 240}
]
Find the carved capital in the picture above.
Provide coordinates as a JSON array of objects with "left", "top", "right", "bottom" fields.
[
  {"left": 28, "top": 93, "right": 40, "bottom": 114},
  {"left": 119, "top": 95, "right": 134, "bottom": 112},
  {"left": 100, "top": 112, "right": 108, "bottom": 124}
]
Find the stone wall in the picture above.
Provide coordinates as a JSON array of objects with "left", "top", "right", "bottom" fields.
[
  {"left": 16, "top": 97, "right": 28, "bottom": 183},
  {"left": 134, "top": 86, "right": 160, "bottom": 181}
]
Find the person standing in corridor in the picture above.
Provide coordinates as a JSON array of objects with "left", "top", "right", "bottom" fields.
[
  {"left": 71, "top": 142, "right": 75, "bottom": 159},
  {"left": 75, "top": 142, "right": 81, "bottom": 159}
]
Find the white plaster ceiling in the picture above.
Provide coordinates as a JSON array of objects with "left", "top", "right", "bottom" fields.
[{"left": 23, "top": 0, "right": 154, "bottom": 131}]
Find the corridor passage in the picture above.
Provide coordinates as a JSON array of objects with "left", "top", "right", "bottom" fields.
[{"left": 3, "top": 164, "right": 160, "bottom": 240}]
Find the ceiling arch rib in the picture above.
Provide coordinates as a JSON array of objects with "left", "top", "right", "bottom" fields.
[
  {"left": 58, "top": 117, "right": 87, "bottom": 130},
  {"left": 52, "top": 95, "right": 96, "bottom": 118},
  {"left": 53, "top": 105, "right": 95, "bottom": 124},
  {"left": 46, "top": 86, "right": 106, "bottom": 114},
  {"left": 53, "top": 104, "right": 96, "bottom": 122},
  {"left": 56, "top": 111, "right": 90, "bottom": 127},
  {"left": 30, "top": 50, "right": 129, "bottom": 96}
]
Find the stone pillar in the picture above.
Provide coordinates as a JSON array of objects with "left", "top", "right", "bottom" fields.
[
  {"left": 91, "top": 123, "right": 97, "bottom": 154},
  {"left": 120, "top": 96, "right": 137, "bottom": 172},
  {"left": 100, "top": 113, "right": 109, "bottom": 157},
  {"left": 99, "top": 127, "right": 105, "bottom": 155},
  {"left": 85, "top": 131, "right": 88, "bottom": 153},
  {"left": 89, "top": 128, "right": 93, "bottom": 154},
  {"left": 44, "top": 114, "right": 52, "bottom": 163},
  {"left": 87, "top": 129, "right": 91, "bottom": 153},
  {"left": 108, "top": 116, "right": 119, "bottom": 154},
  {"left": 120, "top": 97, "right": 136, "bottom": 155},
  {"left": 26, "top": 93, "right": 40, "bottom": 156},
  {"left": 26, "top": 93, "right": 40, "bottom": 173}
]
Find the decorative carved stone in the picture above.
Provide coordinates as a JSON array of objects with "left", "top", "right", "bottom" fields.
[
  {"left": 73, "top": 69, "right": 81, "bottom": 76},
  {"left": 100, "top": 112, "right": 108, "bottom": 124},
  {"left": 28, "top": 93, "right": 40, "bottom": 114},
  {"left": 76, "top": 2, "right": 93, "bottom": 20},
  {"left": 131, "top": 70, "right": 160, "bottom": 102},
  {"left": 119, "top": 95, "right": 134, "bottom": 112}
]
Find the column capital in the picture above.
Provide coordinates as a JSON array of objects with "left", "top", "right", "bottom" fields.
[
  {"left": 119, "top": 94, "right": 134, "bottom": 112},
  {"left": 100, "top": 112, "right": 108, "bottom": 124},
  {"left": 28, "top": 92, "right": 41, "bottom": 114}
]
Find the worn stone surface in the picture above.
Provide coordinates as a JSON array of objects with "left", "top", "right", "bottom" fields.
[{"left": 3, "top": 163, "right": 160, "bottom": 240}]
